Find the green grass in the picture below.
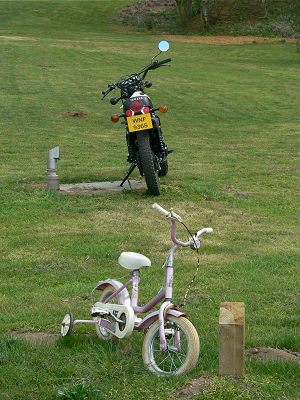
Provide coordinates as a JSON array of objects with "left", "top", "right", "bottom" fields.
[{"left": 0, "top": 1, "right": 299, "bottom": 399}]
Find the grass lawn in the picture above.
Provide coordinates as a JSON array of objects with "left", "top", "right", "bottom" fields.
[{"left": 0, "top": 1, "right": 299, "bottom": 399}]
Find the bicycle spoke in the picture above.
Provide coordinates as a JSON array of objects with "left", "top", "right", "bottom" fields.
[
  {"left": 169, "top": 356, "right": 175, "bottom": 372},
  {"left": 175, "top": 351, "right": 185, "bottom": 364},
  {"left": 152, "top": 340, "right": 185, "bottom": 373},
  {"left": 164, "top": 351, "right": 176, "bottom": 372},
  {"left": 156, "top": 353, "right": 171, "bottom": 369}
]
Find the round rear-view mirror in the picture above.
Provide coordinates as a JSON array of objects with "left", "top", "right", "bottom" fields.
[{"left": 158, "top": 40, "right": 170, "bottom": 52}]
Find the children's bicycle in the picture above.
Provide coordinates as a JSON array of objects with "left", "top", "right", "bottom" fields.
[{"left": 61, "top": 203, "right": 213, "bottom": 375}]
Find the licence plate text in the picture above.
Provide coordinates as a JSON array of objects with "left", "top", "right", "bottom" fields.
[{"left": 127, "top": 113, "right": 153, "bottom": 133}]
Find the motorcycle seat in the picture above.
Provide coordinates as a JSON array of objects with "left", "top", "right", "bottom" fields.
[{"left": 118, "top": 252, "right": 151, "bottom": 270}]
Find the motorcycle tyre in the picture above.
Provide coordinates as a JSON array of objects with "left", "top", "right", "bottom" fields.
[{"left": 137, "top": 131, "right": 160, "bottom": 196}]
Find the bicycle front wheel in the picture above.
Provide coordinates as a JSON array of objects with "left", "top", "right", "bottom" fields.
[{"left": 142, "top": 316, "right": 200, "bottom": 376}]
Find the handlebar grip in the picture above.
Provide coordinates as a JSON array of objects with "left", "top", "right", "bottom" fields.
[
  {"left": 101, "top": 88, "right": 111, "bottom": 99},
  {"left": 152, "top": 203, "right": 170, "bottom": 217},
  {"left": 196, "top": 227, "right": 213, "bottom": 238},
  {"left": 157, "top": 58, "right": 172, "bottom": 67},
  {"left": 102, "top": 83, "right": 116, "bottom": 98}
]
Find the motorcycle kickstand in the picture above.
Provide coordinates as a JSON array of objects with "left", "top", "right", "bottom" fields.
[{"left": 120, "top": 163, "right": 136, "bottom": 187}]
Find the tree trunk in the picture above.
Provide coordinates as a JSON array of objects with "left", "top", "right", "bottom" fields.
[
  {"left": 260, "top": 0, "right": 268, "bottom": 19},
  {"left": 175, "top": 0, "right": 193, "bottom": 26},
  {"left": 201, "top": 0, "right": 210, "bottom": 28}
]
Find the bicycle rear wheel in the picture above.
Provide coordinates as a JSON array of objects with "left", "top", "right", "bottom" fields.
[
  {"left": 95, "top": 286, "right": 121, "bottom": 340},
  {"left": 142, "top": 316, "right": 200, "bottom": 375}
]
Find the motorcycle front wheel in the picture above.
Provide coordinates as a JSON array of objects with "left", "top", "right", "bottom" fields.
[
  {"left": 137, "top": 131, "right": 160, "bottom": 196},
  {"left": 142, "top": 316, "right": 200, "bottom": 376}
]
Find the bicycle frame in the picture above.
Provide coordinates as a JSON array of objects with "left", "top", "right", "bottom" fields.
[
  {"left": 61, "top": 204, "right": 213, "bottom": 375},
  {"left": 95, "top": 219, "right": 190, "bottom": 349}
]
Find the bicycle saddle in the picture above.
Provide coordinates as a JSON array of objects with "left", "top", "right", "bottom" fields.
[{"left": 118, "top": 252, "right": 151, "bottom": 270}]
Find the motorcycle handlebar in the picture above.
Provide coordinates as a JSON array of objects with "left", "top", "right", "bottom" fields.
[
  {"left": 103, "top": 57, "right": 172, "bottom": 96},
  {"left": 101, "top": 84, "right": 116, "bottom": 99},
  {"left": 142, "top": 58, "right": 172, "bottom": 78},
  {"left": 149, "top": 58, "right": 172, "bottom": 71},
  {"left": 156, "top": 58, "right": 172, "bottom": 67}
]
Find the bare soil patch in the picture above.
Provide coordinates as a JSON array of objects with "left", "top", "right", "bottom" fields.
[
  {"left": 62, "top": 111, "right": 87, "bottom": 118},
  {"left": 177, "top": 376, "right": 213, "bottom": 399},
  {"left": 177, "top": 348, "right": 299, "bottom": 399},
  {"left": 11, "top": 330, "right": 58, "bottom": 344},
  {"left": 0, "top": 35, "right": 36, "bottom": 41},
  {"left": 164, "top": 35, "right": 295, "bottom": 45},
  {"left": 246, "top": 347, "right": 300, "bottom": 363},
  {"left": 59, "top": 180, "right": 145, "bottom": 195}
]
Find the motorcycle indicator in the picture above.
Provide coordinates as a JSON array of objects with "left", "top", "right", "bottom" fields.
[
  {"left": 111, "top": 113, "right": 120, "bottom": 123},
  {"left": 159, "top": 104, "right": 168, "bottom": 113}
]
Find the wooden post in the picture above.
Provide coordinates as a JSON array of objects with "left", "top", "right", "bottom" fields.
[{"left": 219, "top": 302, "right": 245, "bottom": 378}]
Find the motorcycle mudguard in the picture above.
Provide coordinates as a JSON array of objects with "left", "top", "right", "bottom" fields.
[
  {"left": 95, "top": 279, "right": 131, "bottom": 306},
  {"left": 135, "top": 309, "right": 186, "bottom": 331},
  {"left": 123, "top": 92, "right": 153, "bottom": 111}
]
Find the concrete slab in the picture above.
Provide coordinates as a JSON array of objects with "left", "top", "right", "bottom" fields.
[{"left": 59, "top": 180, "right": 145, "bottom": 194}]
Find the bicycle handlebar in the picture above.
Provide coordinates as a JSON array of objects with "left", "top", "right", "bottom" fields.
[
  {"left": 152, "top": 203, "right": 182, "bottom": 222},
  {"left": 195, "top": 227, "right": 213, "bottom": 238},
  {"left": 152, "top": 203, "right": 169, "bottom": 216},
  {"left": 152, "top": 203, "right": 213, "bottom": 245}
]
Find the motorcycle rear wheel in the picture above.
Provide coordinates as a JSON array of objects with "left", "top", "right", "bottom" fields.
[{"left": 137, "top": 131, "right": 160, "bottom": 196}]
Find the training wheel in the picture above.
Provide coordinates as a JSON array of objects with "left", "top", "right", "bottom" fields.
[{"left": 61, "top": 313, "right": 73, "bottom": 337}]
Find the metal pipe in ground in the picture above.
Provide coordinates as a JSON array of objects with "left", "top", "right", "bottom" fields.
[{"left": 47, "top": 146, "right": 60, "bottom": 190}]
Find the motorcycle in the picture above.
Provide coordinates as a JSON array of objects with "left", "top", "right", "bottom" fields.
[{"left": 101, "top": 40, "right": 172, "bottom": 196}]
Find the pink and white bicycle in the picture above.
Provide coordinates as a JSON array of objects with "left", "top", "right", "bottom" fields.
[{"left": 61, "top": 203, "right": 213, "bottom": 375}]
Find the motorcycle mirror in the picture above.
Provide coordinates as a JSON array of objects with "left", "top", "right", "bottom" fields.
[
  {"left": 110, "top": 97, "right": 119, "bottom": 105},
  {"left": 158, "top": 40, "right": 170, "bottom": 52}
]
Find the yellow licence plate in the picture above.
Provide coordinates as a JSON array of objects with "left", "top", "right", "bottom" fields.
[{"left": 127, "top": 113, "right": 153, "bottom": 133}]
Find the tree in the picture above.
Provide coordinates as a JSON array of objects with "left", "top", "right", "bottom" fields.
[
  {"left": 260, "top": 0, "right": 268, "bottom": 18},
  {"left": 199, "top": 0, "right": 215, "bottom": 29},
  {"left": 175, "top": 0, "right": 193, "bottom": 27},
  {"left": 175, "top": 0, "right": 215, "bottom": 29}
]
